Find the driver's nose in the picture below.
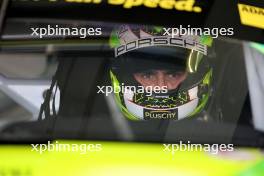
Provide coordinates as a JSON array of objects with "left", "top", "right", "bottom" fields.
[{"left": 156, "top": 71, "right": 167, "bottom": 88}]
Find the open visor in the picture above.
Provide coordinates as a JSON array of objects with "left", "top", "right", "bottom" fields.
[{"left": 112, "top": 45, "right": 211, "bottom": 92}]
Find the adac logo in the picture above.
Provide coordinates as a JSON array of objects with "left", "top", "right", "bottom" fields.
[
  {"left": 144, "top": 109, "right": 178, "bottom": 120},
  {"left": 240, "top": 4, "right": 264, "bottom": 15},
  {"left": 65, "top": 0, "right": 203, "bottom": 13},
  {"left": 238, "top": 4, "right": 264, "bottom": 29}
]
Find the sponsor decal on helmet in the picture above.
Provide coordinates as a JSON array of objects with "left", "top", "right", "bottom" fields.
[
  {"left": 115, "top": 36, "right": 207, "bottom": 57},
  {"left": 144, "top": 109, "right": 178, "bottom": 120}
]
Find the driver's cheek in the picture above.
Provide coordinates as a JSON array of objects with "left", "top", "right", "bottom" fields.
[{"left": 165, "top": 76, "right": 181, "bottom": 90}]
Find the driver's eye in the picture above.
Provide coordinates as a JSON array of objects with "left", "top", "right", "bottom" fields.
[
  {"left": 140, "top": 71, "right": 155, "bottom": 79},
  {"left": 166, "top": 71, "right": 183, "bottom": 78}
]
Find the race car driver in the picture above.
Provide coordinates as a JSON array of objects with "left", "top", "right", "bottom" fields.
[{"left": 109, "top": 25, "right": 213, "bottom": 121}]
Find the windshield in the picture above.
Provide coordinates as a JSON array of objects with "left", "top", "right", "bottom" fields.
[
  {"left": 2, "top": 2, "right": 264, "bottom": 176},
  {"left": 0, "top": 16, "right": 263, "bottom": 148}
]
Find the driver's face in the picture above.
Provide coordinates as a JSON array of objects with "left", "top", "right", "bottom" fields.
[{"left": 133, "top": 69, "right": 187, "bottom": 90}]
